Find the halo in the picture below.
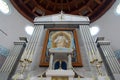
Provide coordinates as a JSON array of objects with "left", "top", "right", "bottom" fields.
[{"left": 51, "top": 31, "right": 71, "bottom": 48}]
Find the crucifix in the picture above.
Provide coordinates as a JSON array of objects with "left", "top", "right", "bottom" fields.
[{"left": 60, "top": 10, "right": 64, "bottom": 20}]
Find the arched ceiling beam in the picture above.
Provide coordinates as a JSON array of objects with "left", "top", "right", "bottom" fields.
[{"left": 32, "top": 0, "right": 54, "bottom": 15}]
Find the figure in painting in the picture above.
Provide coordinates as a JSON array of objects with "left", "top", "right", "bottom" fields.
[
  {"left": 51, "top": 31, "right": 72, "bottom": 48},
  {"left": 54, "top": 34, "right": 68, "bottom": 48}
]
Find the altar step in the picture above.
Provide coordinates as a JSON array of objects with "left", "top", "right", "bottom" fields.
[
  {"left": 30, "top": 77, "right": 93, "bottom": 80},
  {"left": 30, "top": 77, "right": 108, "bottom": 80}
]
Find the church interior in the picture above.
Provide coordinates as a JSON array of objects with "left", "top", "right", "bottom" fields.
[{"left": 0, "top": 0, "right": 120, "bottom": 80}]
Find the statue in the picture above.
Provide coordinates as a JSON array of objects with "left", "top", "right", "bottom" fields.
[{"left": 54, "top": 34, "right": 68, "bottom": 48}]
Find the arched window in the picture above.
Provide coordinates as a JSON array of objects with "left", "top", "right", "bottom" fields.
[
  {"left": 116, "top": 3, "right": 120, "bottom": 15},
  {"left": 61, "top": 61, "right": 67, "bottom": 70},
  {"left": 25, "top": 26, "right": 34, "bottom": 35},
  {"left": 54, "top": 61, "right": 60, "bottom": 69},
  {"left": 54, "top": 60, "right": 67, "bottom": 70},
  {"left": 90, "top": 26, "right": 100, "bottom": 36}
]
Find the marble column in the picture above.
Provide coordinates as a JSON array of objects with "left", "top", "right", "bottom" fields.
[
  {"left": 30, "top": 25, "right": 44, "bottom": 70},
  {"left": 97, "top": 40, "right": 117, "bottom": 80},
  {"left": 0, "top": 42, "right": 26, "bottom": 80},
  {"left": 68, "top": 54, "right": 72, "bottom": 69},
  {"left": 49, "top": 54, "right": 54, "bottom": 69},
  {"left": 97, "top": 41, "right": 120, "bottom": 74},
  {"left": 79, "top": 25, "right": 102, "bottom": 63}
]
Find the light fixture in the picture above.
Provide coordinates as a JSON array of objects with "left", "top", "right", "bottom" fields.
[
  {"left": 25, "top": 26, "right": 34, "bottom": 35},
  {"left": 116, "top": 3, "right": 120, "bottom": 15},
  {"left": 0, "top": 0, "right": 10, "bottom": 14},
  {"left": 90, "top": 26, "right": 100, "bottom": 36}
]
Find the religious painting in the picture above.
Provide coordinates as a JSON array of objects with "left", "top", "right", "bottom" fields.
[
  {"left": 48, "top": 31, "right": 73, "bottom": 48},
  {"left": 39, "top": 28, "right": 82, "bottom": 67}
]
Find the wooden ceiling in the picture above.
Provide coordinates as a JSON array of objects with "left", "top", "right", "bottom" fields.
[{"left": 10, "top": 0, "right": 115, "bottom": 23}]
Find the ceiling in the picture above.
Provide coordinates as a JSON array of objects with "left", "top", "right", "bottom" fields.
[{"left": 10, "top": 0, "right": 115, "bottom": 23}]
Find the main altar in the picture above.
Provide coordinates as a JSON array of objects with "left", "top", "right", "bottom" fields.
[
  {"left": 33, "top": 13, "right": 109, "bottom": 80},
  {"left": 9, "top": 12, "right": 120, "bottom": 80}
]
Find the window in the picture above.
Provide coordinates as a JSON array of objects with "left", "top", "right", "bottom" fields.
[
  {"left": 0, "top": 0, "right": 10, "bottom": 14},
  {"left": 90, "top": 26, "right": 100, "bottom": 36},
  {"left": 116, "top": 3, "right": 120, "bottom": 15},
  {"left": 25, "top": 26, "right": 34, "bottom": 35}
]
